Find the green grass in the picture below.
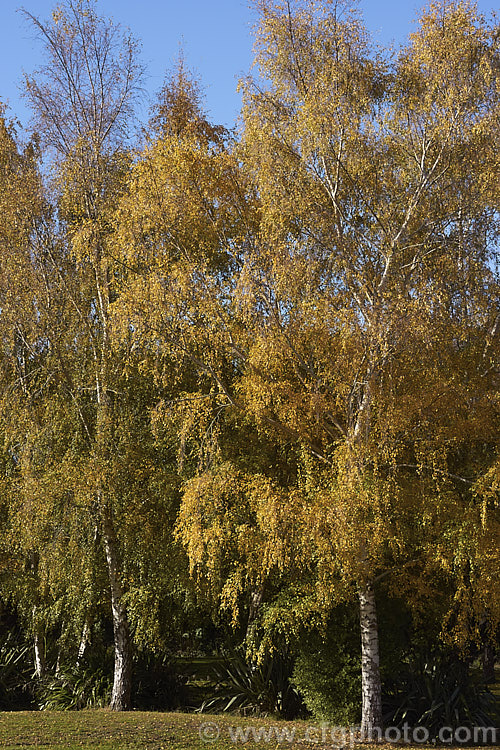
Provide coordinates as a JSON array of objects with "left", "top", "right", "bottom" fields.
[{"left": 0, "top": 711, "right": 498, "bottom": 750}]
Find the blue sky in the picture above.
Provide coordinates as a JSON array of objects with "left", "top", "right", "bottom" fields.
[{"left": 1, "top": 0, "right": 498, "bottom": 132}]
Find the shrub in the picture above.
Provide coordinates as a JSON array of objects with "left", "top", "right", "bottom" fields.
[
  {"left": 132, "top": 651, "right": 188, "bottom": 710},
  {"left": 291, "top": 605, "right": 361, "bottom": 725},
  {"left": 384, "top": 651, "right": 497, "bottom": 737},
  {"left": 0, "top": 630, "right": 33, "bottom": 709},
  {"left": 36, "top": 664, "right": 111, "bottom": 710},
  {"left": 200, "top": 646, "right": 304, "bottom": 718},
  {"left": 292, "top": 644, "right": 361, "bottom": 725}
]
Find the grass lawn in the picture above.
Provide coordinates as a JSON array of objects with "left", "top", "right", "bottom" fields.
[{"left": 0, "top": 711, "right": 498, "bottom": 750}]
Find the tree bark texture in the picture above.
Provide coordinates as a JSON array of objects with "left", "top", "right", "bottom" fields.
[
  {"left": 76, "top": 620, "right": 91, "bottom": 667},
  {"left": 33, "top": 608, "right": 46, "bottom": 679},
  {"left": 102, "top": 503, "right": 132, "bottom": 710},
  {"left": 359, "top": 582, "right": 383, "bottom": 738}
]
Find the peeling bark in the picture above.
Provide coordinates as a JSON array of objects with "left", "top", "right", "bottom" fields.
[
  {"left": 76, "top": 620, "right": 91, "bottom": 667},
  {"left": 359, "top": 582, "right": 382, "bottom": 738},
  {"left": 33, "top": 610, "right": 46, "bottom": 679},
  {"left": 30, "top": 553, "right": 46, "bottom": 680},
  {"left": 102, "top": 503, "right": 132, "bottom": 711}
]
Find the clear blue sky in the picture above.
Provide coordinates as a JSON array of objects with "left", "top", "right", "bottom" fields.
[{"left": 1, "top": 0, "right": 498, "bottom": 132}]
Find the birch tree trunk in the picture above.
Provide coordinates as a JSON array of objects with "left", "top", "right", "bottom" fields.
[
  {"left": 353, "top": 360, "right": 383, "bottom": 736},
  {"left": 30, "top": 553, "right": 46, "bottom": 680},
  {"left": 102, "top": 503, "right": 132, "bottom": 711},
  {"left": 76, "top": 620, "right": 91, "bottom": 667},
  {"left": 33, "top": 608, "right": 46, "bottom": 679},
  {"left": 245, "top": 584, "right": 265, "bottom": 640},
  {"left": 359, "top": 582, "right": 382, "bottom": 738}
]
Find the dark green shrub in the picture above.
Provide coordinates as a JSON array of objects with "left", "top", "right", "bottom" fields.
[
  {"left": 292, "top": 645, "right": 361, "bottom": 725},
  {"left": 291, "top": 605, "right": 362, "bottom": 725},
  {"left": 0, "top": 630, "right": 33, "bottom": 709},
  {"left": 132, "top": 651, "right": 188, "bottom": 710},
  {"left": 200, "top": 646, "right": 304, "bottom": 718},
  {"left": 384, "top": 651, "right": 497, "bottom": 737},
  {"left": 37, "top": 664, "right": 111, "bottom": 710}
]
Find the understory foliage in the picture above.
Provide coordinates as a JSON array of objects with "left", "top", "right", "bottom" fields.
[
  {"left": 0, "top": 629, "right": 33, "bottom": 709},
  {"left": 200, "top": 646, "right": 304, "bottom": 719},
  {"left": 36, "top": 665, "right": 111, "bottom": 711},
  {"left": 384, "top": 651, "right": 498, "bottom": 735},
  {"left": 0, "top": 0, "right": 498, "bottom": 726}
]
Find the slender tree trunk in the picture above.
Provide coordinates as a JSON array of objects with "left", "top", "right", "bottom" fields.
[
  {"left": 102, "top": 503, "right": 132, "bottom": 710},
  {"left": 33, "top": 608, "right": 46, "bottom": 679},
  {"left": 359, "top": 582, "right": 382, "bottom": 739},
  {"left": 33, "top": 632, "right": 46, "bottom": 678},
  {"left": 482, "top": 641, "right": 496, "bottom": 684},
  {"left": 246, "top": 584, "right": 265, "bottom": 640},
  {"left": 76, "top": 620, "right": 91, "bottom": 667},
  {"left": 95, "top": 294, "right": 133, "bottom": 709},
  {"left": 30, "top": 552, "right": 46, "bottom": 679}
]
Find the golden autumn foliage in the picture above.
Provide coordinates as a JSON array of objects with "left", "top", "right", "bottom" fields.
[
  {"left": 0, "top": 0, "right": 497, "bottom": 728},
  {"left": 119, "top": 1, "right": 499, "bottom": 730},
  {"left": 148, "top": 0, "right": 500, "bottom": 643}
]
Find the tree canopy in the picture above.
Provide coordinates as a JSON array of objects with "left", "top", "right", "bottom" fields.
[{"left": 0, "top": 0, "right": 497, "bottom": 733}]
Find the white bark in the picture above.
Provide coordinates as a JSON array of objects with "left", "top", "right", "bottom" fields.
[
  {"left": 359, "top": 582, "right": 382, "bottom": 738},
  {"left": 30, "top": 555, "right": 46, "bottom": 679},
  {"left": 33, "top": 619, "right": 46, "bottom": 679},
  {"left": 76, "top": 620, "right": 91, "bottom": 667},
  {"left": 102, "top": 503, "right": 132, "bottom": 711}
]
